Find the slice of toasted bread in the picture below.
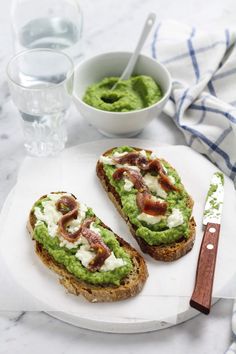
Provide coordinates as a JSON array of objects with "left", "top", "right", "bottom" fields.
[
  {"left": 27, "top": 193, "right": 148, "bottom": 303},
  {"left": 96, "top": 147, "right": 196, "bottom": 262}
]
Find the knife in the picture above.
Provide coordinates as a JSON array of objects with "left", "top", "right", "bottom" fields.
[{"left": 190, "top": 172, "right": 224, "bottom": 315}]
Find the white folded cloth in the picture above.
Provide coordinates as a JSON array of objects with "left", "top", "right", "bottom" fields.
[
  {"left": 150, "top": 21, "right": 236, "bottom": 352},
  {"left": 151, "top": 21, "right": 236, "bottom": 186}
]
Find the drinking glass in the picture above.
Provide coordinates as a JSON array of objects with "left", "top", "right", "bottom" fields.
[
  {"left": 7, "top": 48, "right": 74, "bottom": 157},
  {"left": 11, "top": 0, "right": 83, "bottom": 63}
]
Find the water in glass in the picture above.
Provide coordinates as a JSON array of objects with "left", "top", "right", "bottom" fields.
[
  {"left": 7, "top": 49, "right": 73, "bottom": 157},
  {"left": 19, "top": 17, "right": 82, "bottom": 61}
]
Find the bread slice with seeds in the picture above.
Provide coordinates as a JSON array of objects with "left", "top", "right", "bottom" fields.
[
  {"left": 27, "top": 193, "right": 148, "bottom": 303},
  {"left": 96, "top": 147, "right": 196, "bottom": 262}
]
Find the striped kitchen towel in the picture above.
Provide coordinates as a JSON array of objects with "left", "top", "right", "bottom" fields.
[{"left": 151, "top": 21, "right": 236, "bottom": 186}]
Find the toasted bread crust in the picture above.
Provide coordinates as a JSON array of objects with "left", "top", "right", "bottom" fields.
[
  {"left": 96, "top": 147, "right": 196, "bottom": 262},
  {"left": 27, "top": 194, "right": 148, "bottom": 302}
]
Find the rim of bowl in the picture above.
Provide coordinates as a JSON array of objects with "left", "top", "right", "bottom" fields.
[
  {"left": 6, "top": 48, "right": 74, "bottom": 91},
  {"left": 73, "top": 51, "right": 172, "bottom": 116}
]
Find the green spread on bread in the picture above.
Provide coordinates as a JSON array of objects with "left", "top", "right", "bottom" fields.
[
  {"left": 32, "top": 193, "right": 132, "bottom": 286},
  {"left": 100, "top": 146, "right": 192, "bottom": 246}
]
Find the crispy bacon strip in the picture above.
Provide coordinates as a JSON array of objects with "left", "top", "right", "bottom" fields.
[
  {"left": 56, "top": 197, "right": 111, "bottom": 271},
  {"left": 136, "top": 191, "right": 167, "bottom": 216},
  {"left": 113, "top": 167, "right": 146, "bottom": 190}
]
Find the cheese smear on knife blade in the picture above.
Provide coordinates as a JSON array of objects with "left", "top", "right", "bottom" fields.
[{"left": 203, "top": 172, "right": 224, "bottom": 225}]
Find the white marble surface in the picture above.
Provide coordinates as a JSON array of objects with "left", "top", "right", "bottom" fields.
[{"left": 1, "top": 0, "right": 236, "bottom": 353}]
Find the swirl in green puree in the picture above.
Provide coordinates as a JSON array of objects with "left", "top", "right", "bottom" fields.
[
  {"left": 83, "top": 76, "right": 162, "bottom": 112},
  {"left": 103, "top": 146, "right": 192, "bottom": 246},
  {"left": 33, "top": 201, "right": 132, "bottom": 286}
]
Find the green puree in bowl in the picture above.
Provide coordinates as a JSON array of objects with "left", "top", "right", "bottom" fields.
[{"left": 83, "top": 75, "right": 162, "bottom": 112}]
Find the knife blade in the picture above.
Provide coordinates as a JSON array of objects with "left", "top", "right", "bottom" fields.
[{"left": 190, "top": 172, "right": 224, "bottom": 314}]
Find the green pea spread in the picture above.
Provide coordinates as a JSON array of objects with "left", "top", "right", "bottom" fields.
[
  {"left": 103, "top": 146, "right": 192, "bottom": 246},
  {"left": 33, "top": 201, "right": 132, "bottom": 286},
  {"left": 83, "top": 75, "right": 162, "bottom": 112}
]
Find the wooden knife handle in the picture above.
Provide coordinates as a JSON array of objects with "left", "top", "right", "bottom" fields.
[{"left": 190, "top": 222, "right": 221, "bottom": 315}]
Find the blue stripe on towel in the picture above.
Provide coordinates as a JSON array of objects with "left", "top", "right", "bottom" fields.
[
  {"left": 175, "top": 90, "right": 196, "bottom": 124},
  {"left": 213, "top": 126, "right": 232, "bottom": 146},
  {"left": 175, "top": 89, "right": 189, "bottom": 123},
  {"left": 225, "top": 28, "right": 230, "bottom": 49},
  {"left": 180, "top": 124, "right": 236, "bottom": 172},
  {"left": 212, "top": 67, "right": 236, "bottom": 81},
  {"left": 196, "top": 96, "right": 207, "bottom": 125},
  {"left": 230, "top": 164, "right": 236, "bottom": 181},
  {"left": 187, "top": 28, "right": 200, "bottom": 80},
  {"left": 218, "top": 29, "right": 231, "bottom": 69},
  {"left": 189, "top": 104, "right": 236, "bottom": 124},
  {"left": 207, "top": 81, "right": 217, "bottom": 96},
  {"left": 162, "top": 41, "right": 226, "bottom": 65}
]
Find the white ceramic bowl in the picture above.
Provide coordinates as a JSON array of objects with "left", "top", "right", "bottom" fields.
[{"left": 73, "top": 52, "right": 172, "bottom": 137}]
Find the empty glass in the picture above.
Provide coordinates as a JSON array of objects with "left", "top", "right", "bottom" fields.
[{"left": 7, "top": 49, "right": 74, "bottom": 157}]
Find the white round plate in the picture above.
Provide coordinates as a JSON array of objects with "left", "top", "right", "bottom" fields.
[{"left": 1, "top": 139, "right": 235, "bottom": 333}]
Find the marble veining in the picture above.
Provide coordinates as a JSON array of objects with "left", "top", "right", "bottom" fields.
[
  {"left": 0, "top": 302, "right": 233, "bottom": 354},
  {"left": 0, "top": 0, "right": 236, "bottom": 353}
]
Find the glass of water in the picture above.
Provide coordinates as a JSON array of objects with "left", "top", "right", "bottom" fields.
[
  {"left": 11, "top": 0, "right": 83, "bottom": 63},
  {"left": 7, "top": 48, "right": 74, "bottom": 157}
]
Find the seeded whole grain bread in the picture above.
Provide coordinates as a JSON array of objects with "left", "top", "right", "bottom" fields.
[
  {"left": 96, "top": 147, "right": 196, "bottom": 262},
  {"left": 27, "top": 193, "right": 148, "bottom": 303}
]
